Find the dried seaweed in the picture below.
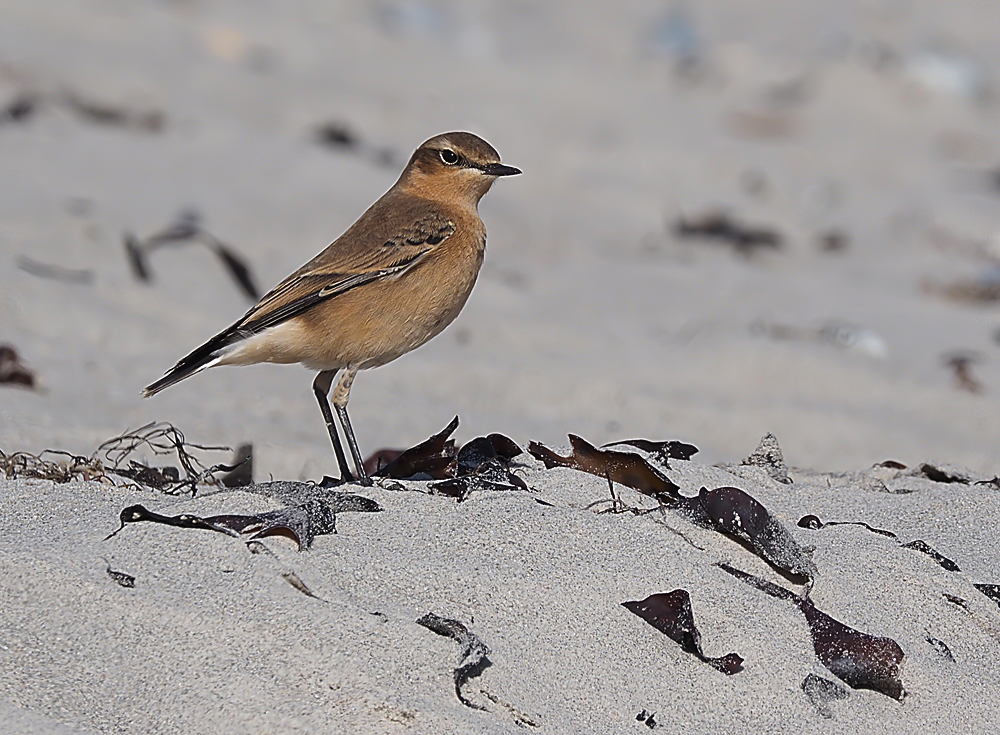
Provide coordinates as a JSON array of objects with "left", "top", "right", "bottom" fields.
[
  {"left": 430, "top": 434, "right": 527, "bottom": 500},
  {"left": 944, "top": 352, "right": 982, "bottom": 393},
  {"left": 416, "top": 613, "right": 492, "bottom": 710},
  {"left": 917, "top": 462, "right": 973, "bottom": 484},
  {"left": 696, "top": 486, "right": 816, "bottom": 579},
  {"left": 602, "top": 438, "right": 699, "bottom": 463},
  {"left": 314, "top": 121, "right": 398, "bottom": 168},
  {"left": 102, "top": 558, "right": 135, "bottom": 588},
  {"left": 106, "top": 499, "right": 340, "bottom": 550},
  {"left": 62, "top": 91, "right": 164, "bottom": 132},
  {"left": 373, "top": 416, "right": 459, "bottom": 480},
  {"left": 96, "top": 422, "right": 238, "bottom": 495},
  {"left": 0, "top": 448, "right": 104, "bottom": 483},
  {"left": 975, "top": 584, "right": 1000, "bottom": 609},
  {"left": 0, "top": 93, "right": 37, "bottom": 124},
  {"left": 16, "top": 256, "right": 93, "bottom": 284},
  {"left": 801, "top": 673, "right": 849, "bottom": 719},
  {"left": 124, "top": 211, "right": 260, "bottom": 300},
  {"left": 718, "top": 563, "right": 905, "bottom": 700},
  {"left": 281, "top": 571, "right": 322, "bottom": 599},
  {"left": 926, "top": 635, "right": 955, "bottom": 662},
  {"left": 362, "top": 449, "right": 404, "bottom": 476},
  {"left": 527, "top": 435, "right": 681, "bottom": 503},
  {"left": 0, "top": 344, "right": 36, "bottom": 389},
  {"left": 622, "top": 590, "right": 744, "bottom": 674},
  {"left": 0, "top": 90, "right": 163, "bottom": 131},
  {"left": 798, "top": 514, "right": 960, "bottom": 572},
  {"left": 1, "top": 421, "right": 237, "bottom": 493},
  {"left": 673, "top": 210, "right": 782, "bottom": 254},
  {"left": 244, "top": 481, "right": 383, "bottom": 513},
  {"left": 635, "top": 710, "right": 659, "bottom": 729},
  {"left": 218, "top": 443, "right": 253, "bottom": 488}
]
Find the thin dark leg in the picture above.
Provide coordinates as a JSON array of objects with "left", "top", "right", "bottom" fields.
[
  {"left": 334, "top": 403, "right": 370, "bottom": 485},
  {"left": 312, "top": 370, "right": 353, "bottom": 482},
  {"left": 330, "top": 367, "right": 371, "bottom": 485}
]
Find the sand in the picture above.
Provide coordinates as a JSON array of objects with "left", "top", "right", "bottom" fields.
[{"left": 2, "top": 0, "right": 1000, "bottom": 732}]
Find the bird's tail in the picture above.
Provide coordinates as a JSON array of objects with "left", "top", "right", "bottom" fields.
[{"left": 142, "top": 329, "right": 240, "bottom": 397}]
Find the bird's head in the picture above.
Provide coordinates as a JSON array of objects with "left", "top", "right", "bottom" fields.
[{"left": 399, "top": 131, "right": 520, "bottom": 205}]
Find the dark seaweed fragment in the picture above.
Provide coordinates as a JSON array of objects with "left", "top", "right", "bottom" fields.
[
  {"left": 16, "top": 256, "right": 93, "bottom": 284},
  {"left": 673, "top": 211, "right": 782, "bottom": 254},
  {"left": 901, "top": 540, "right": 960, "bottom": 572},
  {"left": 112, "top": 460, "right": 181, "bottom": 490},
  {"left": 374, "top": 416, "right": 459, "bottom": 479},
  {"left": 0, "top": 93, "right": 38, "bottom": 124},
  {"left": 416, "top": 613, "right": 492, "bottom": 710},
  {"left": 796, "top": 515, "right": 895, "bottom": 538},
  {"left": 622, "top": 590, "right": 743, "bottom": 675},
  {"left": 699, "top": 486, "right": 816, "bottom": 579},
  {"left": 918, "top": 463, "right": 972, "bottom": 484},
  {"left": 102, "top": 559, "right": 135, "bottom": 588},
  {"left": 362, "top": 449, "right": 404, "bottom": 476},
  {"left": 974, "top": 584, "right": 1000, "bottom": 609},
  {"left": 799, "top": 515, "right": 960, "bottom": 571},
  {"left": 926, "top": 635, "right": 955, "bottom": 662},
  {"left": 602, "top": 438, "right": 699, "bottom": 462},
  {"left": 801, "top": 673, "right": 849, "bottom": 719},
  {"left": 62, "top": 91, "right": 164, "bottom": 131},
  {"left": 124, "top": 212, "right": 261, "bottom": 300},
  {"left": 218, "top": 443, "right": 253, "bottom": 488},
  {"left": 106, "top": 498, "right": 343, "bottom": 550},
  {"left": 527, "top": 435, "right": 681, "bottom": 503},
  {"left": 0, "top": 345, "right": 36, "bottom": 389},
  {"left": 430, "top": 434, "right": 528, "bottom": 500},
  {"left": 718, "top": 563, "right": 905, "bottom": 700}
]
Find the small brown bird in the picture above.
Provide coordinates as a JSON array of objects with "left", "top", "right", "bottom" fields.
[{"left": 143, "top": 131, "right": 520, "bottom": 484}]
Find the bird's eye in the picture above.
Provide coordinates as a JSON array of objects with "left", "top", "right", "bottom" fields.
[{"left": 439, "top": 149, "right": 459, "bottom": 165}]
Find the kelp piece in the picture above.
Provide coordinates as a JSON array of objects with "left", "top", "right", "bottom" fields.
[
  {"left": 699, "top": 487, "right": 816, "bottom": 579},
  {"left": 0, "top": 344, "right": 36, "bottom": 389},
  {"left": 798, "top": 515, "right": 961, "bottom": 572},
  {"left": 673, "top": 211, "right": 782, "bottom": 254},
  {"left": 281, "top": 571, "right": 322, "bottom": 600},
  {"left": 62, "top": 90, "right": 164, "bottom": 131},
  {"left": 124, "top": 210, "right": 261, "bottom": 301},
  {"left": 622, "top": 590, "right": 743, "bottom": 675},
  {"left": 431, "top": 434, "right": 528, "bottom": 500},
  {"left": 218, "top": 443, "right": 253, "bottom": 488},
  {"left": 527, "top": 435, "right": 681, "bottom": 503},
  {"left": 107, "top": 498, "right": 343, "bottom": 550},
  {"left": 801, "top": 673, "right": 849, "bottom": 719},
  {"left": 416, "top": 613, "right": 492, "bottom": 710},
  {"left": 374, "top": 416, "right": 459, "bottom": 480},
  {"left": 718, "top": 563, "right": 905, "bottom": 700},
  {"left": 97, "top": 421, "right": 238, "bottom": 495},
  {"left": 16, "top": 255, "right": 93, "bottom": 284},
  {"left": 917, "top": 463, "right": 973, "bottom": 484},
  {"left": 602, "top": 438, "right": 699, "bottom": 463},
  {"left": 102, "top": 558, "right": 135, "bottom": 588},
  {"left": 975, "top": 584, "right": 1000, "bottom": 609},
  {"left": 925, "top": 636, "right": 955, "bottom": 662}
]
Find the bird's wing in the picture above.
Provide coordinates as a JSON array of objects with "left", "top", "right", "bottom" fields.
[{"left": 235, "top": 208, "right": 456, "bottom": 336}]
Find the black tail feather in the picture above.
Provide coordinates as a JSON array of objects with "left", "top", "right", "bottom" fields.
[{"left": 143, "top": 329, "right": 240, "bottom": 397}]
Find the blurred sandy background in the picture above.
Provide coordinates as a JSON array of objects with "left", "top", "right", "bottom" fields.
[{"left": 3, "top": 0, "right": 1000, "bottom": 477}]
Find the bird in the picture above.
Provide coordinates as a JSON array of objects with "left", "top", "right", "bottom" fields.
[{"left": 143, "top": 131, "right": 520, "bottom": 485}]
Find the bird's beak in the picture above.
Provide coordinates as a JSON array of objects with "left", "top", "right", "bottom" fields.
[{"left": 481, "top": 162, "right": 522, "bottom": 177}]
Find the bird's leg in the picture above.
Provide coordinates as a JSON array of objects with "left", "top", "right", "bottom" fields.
[
  {"left": 330, "top": 367, "right": 371, "bottom": 485},
  {"left": 312, "top": 370, "right": 354, "bottom": 483}
]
